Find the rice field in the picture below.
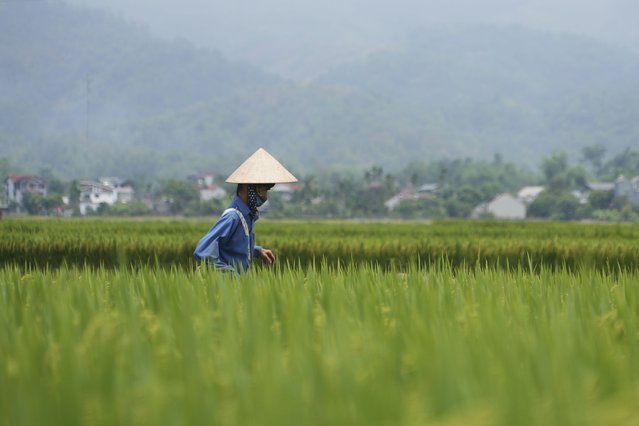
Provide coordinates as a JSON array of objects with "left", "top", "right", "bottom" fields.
[
  {"left": 2, "top": 219, "right": 639, "bottom": 271},
  {"left": 1, "top": 219, "right": 638, "bottom": 425}
]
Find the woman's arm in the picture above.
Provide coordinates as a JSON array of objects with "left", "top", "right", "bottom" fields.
[{"left": 194, "top": 213, "right": 237, "bottom": 270}]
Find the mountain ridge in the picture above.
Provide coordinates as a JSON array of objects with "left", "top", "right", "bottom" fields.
[{"left": 1, "top": 3, "right": 638, "bottom": 179}]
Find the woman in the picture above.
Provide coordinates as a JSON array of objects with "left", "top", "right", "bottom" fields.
[{"left": 194, "top": 148, "right": 297, "bottom": 274}]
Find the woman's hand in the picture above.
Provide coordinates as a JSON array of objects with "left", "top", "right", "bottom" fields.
[{"left": 259, "top": 248, "right": 276, "bottom": 265}]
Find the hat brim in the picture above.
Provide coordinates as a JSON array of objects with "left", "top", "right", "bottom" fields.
[{"left": 225, "top": 148, "right": 298, "bottom": 184}]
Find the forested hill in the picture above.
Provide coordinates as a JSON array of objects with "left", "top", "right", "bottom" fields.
[
  {"left": 0, "top": 1, "right": 438, "bottom": 178},
  {"left": 0, "top": 2, "right": 275, "bottom": 136},
  {"left": 2, "top": 2, "right": 639, "bottom": 179},
  {"left": 316, "top": 26, "right": 639, "bottom": 160}
]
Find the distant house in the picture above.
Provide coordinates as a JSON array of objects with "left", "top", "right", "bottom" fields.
[
  {"left": 5, "top": 175, "right": 48, "bottom": 206},
  {"left": 385, "top": 188, "right": 415, "bottom": 210},
  {"left": 517, "top": 186, "right": 544, "bottom": 204},
  {"left": 271, "top": 183, "right": 300, "bottom": 202},
  {"left": 582, "top": 181, "right": 615, "bottom": 205},
  {"left": 615, "top": 175, "right": 639, "bottom": 206},
  {"left": 417, "top": 183, "right": 438, "bottom": 195},
  {"left": 78, "top": 181, "right": 118, "bottom": 215},
  {"left": 187, "top": 173, "right": 216, "bottom": 188},
  {"left": 472, "top": 193, "right": 526, "bottom": 220},
  {"left": 385, "top": 183, "right": 439, "bottom": 211},
  {"left": 586, "top": 182, "right": 615, "bottom": 192},
  {"left": 200, "top": 184, "right": 227, "bottom": 201},
  {"left": 100, "top": 177, "right": 135, "bottom": 203},
  {"left": 188, "top": 173, "right": 227, "bottom": 201}
]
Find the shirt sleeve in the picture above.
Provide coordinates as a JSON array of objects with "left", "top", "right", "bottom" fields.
[
  {"left": 254, "top": 245, "right": 263, "bottom": 257},
  {"left": 193, "top": 213, "right": 238, "bottom": 270}
]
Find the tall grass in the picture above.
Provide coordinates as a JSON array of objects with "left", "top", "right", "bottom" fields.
[
  {"left": 1, "top": 264, "right": 638, "bottom": 425},
  {"left": 1, "top": 219, "right": 639, "bottom": 272}
]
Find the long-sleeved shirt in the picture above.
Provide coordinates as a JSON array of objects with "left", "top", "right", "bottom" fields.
[{"left": 193, "top": 196, "right": 262, "bottom": 274}]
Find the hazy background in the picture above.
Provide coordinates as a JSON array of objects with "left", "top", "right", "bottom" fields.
[
  {"left": 67, "top": 0, "right": 639, "bottom": 79},
  {"left": 1, "top": 0, "right": 639, "bottom": 179}
]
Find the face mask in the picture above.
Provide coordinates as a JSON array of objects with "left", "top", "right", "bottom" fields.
[
  {"left": 255, "top": 192, "right": 267, "bottom": 207},
  {"left": 247, "top": 185, "right": 267, "bottom": 216}
]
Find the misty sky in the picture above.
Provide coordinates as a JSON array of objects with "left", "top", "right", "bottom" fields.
[{"left": 66, "top": 0, "right": 639, "bottom": 79}]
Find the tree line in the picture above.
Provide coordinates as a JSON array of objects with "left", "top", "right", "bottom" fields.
[{"left": 2, "top": 145, "right": 639, "bottom": 221}]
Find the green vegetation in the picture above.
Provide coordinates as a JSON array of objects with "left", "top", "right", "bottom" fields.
[
  {"left": 2, "top": 218, "right": 639, "bottom": 425},
  {"left": 523, "top": 148, "right": 639, "bottom": 222},
  {"left": 1, "top": 263, "right": 638, "bottom": 425},
  {"left": 7, "top": 146, "right": 637, "bottom": 221},
  {"left": 1, "top": 219, "right": 639, "bottom": 272}
]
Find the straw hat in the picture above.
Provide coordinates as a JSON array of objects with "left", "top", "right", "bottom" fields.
[{"left": 226, "top": 148, "right": 298, "bottom": 184}]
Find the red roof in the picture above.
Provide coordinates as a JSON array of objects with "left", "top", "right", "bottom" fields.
[{"left": 7, "top": 175, "right": 42, "bottom": 183}]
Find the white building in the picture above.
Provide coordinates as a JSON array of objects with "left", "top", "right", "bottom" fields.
[
  {"left": 587, "top": 182, "right": 615, "bottom": 192},
  {"left": 517, "top": 186, "right": 544, "bottom": 204},
  {"left": 78, "top": 181, "right": 118, "bottom": 215},
  {"left": 270, "top": 183, "right": 300, "bottom": 202},
  {"left": 187, "top": 173, "right": 215, "bottom": 188},
  {"left": 417, "top": 183, "right": 438, "bottom": 195},
  {"left": 385, "top": 183, "right": 439, "bottom": 211},
  {"left": 615, "top": 175, "right": 639, "bottom": 206},
  {"left": 200, "top": 184, "right": 227, "bottom": 201},
  {"left": 187, "top": 173, "right": 227, "bottom": 201},
  {"left": 384, "top": 188, "right": 414, "bottom": 210},
  {"left": 5, "top": 175, "right": 48, "bottom": 206},
  {"left": 472, "top": 193, "right": 526, "bottom": 220},
  {"left": 100, "top": 177, "right": 135, "bottom": 203}
]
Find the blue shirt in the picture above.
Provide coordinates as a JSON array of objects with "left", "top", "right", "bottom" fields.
[{"left": 193, "top": 196, "right": 262, "bottom": 274}]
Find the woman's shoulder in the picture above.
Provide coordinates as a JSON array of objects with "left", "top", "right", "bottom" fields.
[{"left": 221, "top": 207, "right": 250, "bottom": 235}]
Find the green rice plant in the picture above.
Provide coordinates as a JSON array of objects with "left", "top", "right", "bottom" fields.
[
  {"left": 1, "top": 218, "right": 639, "bottom": 272},
  {"left": 1, "top": 263, "right": 638, "bottom": 425}
]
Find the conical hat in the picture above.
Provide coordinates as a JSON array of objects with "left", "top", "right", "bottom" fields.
[{"left": 226, "top": 148, "right": 298, "bottom": 184}]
